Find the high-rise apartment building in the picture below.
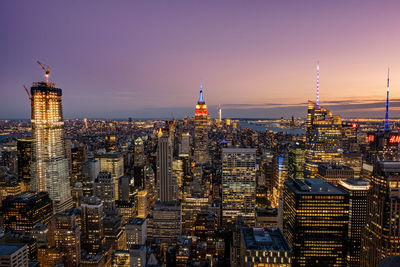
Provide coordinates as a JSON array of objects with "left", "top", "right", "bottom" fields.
[
  {"left": 30, "top": 81, "right": 72, "bottom": 212},
  {"left": 194, "top": 82, "right": 209, "bottom": 165},
  {"left": 338, "top": 178, "right": 369, "bottom": 267},
  {"left": 361, "top": 161, "right": 400, "bottom": 266},
  {"left": 222, "top": 148, "right": 257, "bottom": 229},
  {"left": 283, "top": 178, "right": 349, "bottom": 266}
]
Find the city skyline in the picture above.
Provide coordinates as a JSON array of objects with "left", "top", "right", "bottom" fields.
[{"left": 1, "top": 1, "right": 400, "bottom": 119}]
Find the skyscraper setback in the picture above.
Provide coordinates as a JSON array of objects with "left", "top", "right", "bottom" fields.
[{"left": 30, "top": 69, "right": 72, "bottom": 213}]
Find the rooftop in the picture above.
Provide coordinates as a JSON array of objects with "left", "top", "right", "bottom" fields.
[
  {"left": 128, "top": 218, "right": 146, "bottom": 225},
  {"left": 0, "top": 243, "right": 26, "bottom": 255},
  {"left": 286, "top": 178, "right": 346, "bottom": 195},
  {"left": 242, "top": 227, "right": 290, "bottom": 251}
]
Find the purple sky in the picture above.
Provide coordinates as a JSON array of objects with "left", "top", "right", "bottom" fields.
[{"left": 1, "top": 0, "right": 400, "bottom": 119}]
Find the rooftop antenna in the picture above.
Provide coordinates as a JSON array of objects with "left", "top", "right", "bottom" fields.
[
  {"left": 36, "top": 61, "right": 50, "bottom": 86},
  {"left": 316, "top": 61, "right": 320, "bottom": 108},
  {"left": 384, "top": 68, "right": 390, "bottom": 132}
]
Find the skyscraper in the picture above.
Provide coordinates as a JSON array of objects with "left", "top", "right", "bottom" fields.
[
  {"left": 305, "top": 100, "right": 343, "bottom": 178},
  {"left": 17, "top": 139, "right": 32, "bottom": 191},
  {"left": 48, "top": 208, "right": 81, "bottom": 267},
  {"left": 157, "top": 127, "right": 177, "bottom": 202},
  {"left": 283, "top": 178, "right": 349, "bottom": 266},
  {"left": 30, "top": 78, "right": 72, "bottom": 212},
  {"left": 305, "top": 63, "right": 343, "bottom": 178},
  {"left": 338, "top": 178, "right": 369, "bottom": 267},
  {"left": 134, "top": 137, "right": 145, "bottom": 167},
  {"left": 81, "top": 196, "right": 105, "bottom": 254},
  {"left": 194, "top": 82, "right": 209, "bottom": 165},
  {"left": 222, "top": 148, "right": 257, "bottom": 229},
  {"left": 94, "top": 170, "right": 116, "bottom": 214},
  {"left": 361, "top": 161, "right": 400, "bottom": 266},
  {"left": 1, "top": 191, "right": 53, "bottom": 233},
  {"left": 96, "top": 152, "right": 124, "bottom": 201}
]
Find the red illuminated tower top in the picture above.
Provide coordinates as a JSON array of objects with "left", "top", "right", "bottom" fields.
[{"left": 195, "top": 81, "right": 208, "bottom": 117}]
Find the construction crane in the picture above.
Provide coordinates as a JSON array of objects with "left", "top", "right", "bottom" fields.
[
  {"left": 23, "top": 85, "right": 32, "bottom": 100},
  {"left": 37, "top": 61, "right": 50, "bottom": 85}
]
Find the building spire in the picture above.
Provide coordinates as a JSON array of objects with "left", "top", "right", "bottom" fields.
[
  {"left": 198, "top": 80, "right": 205, "bottom": 104},
  {"left": 384, "top": 68, "right": 390, "bottom": 132},
  {"left": 316, "top": 61, "right": 320, "bottom": 109}
]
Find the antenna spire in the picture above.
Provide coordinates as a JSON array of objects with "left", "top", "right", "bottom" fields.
[
  {"left": 384, "top": 68, "right": 390, "bottom": 131},
  {"left": 316, "top": 61, "right": 320, "bottom": 108},
  {"left": 198, "top": 80, "right": 205, "bottom": 103}
]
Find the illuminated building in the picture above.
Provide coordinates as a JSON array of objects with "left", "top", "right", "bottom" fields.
[
  {"left": 343, "top": 152, "right": 362, "bottom": 178},
  {"left": 157, "top": 128, "right": 177, "bottom": 202},
  {"left": 0, "top": 177, "right": 21, "bottom": 207},
  {"left": 148, "top": 201, "right": 182, "bottom": 245},
  {"left": 134, "top": 137, "right": 144, "bottom": 167},
  {"left": 240, "top": 227, "right": 292, "bottom": 267},
  {"left": 116, "top": 200, "right": 135, "bottom": 222},
  {"left": 288, "top": 143, "right": 305, "bottom": 179},
  {"left": 222, "top": 148, "right": 256, "bottom": 229},
  {"left": 182, "top": 194, "right": 209, "bottom": 234},
  {"left": 179, "top": 132, "right": 190, "bottom": 157},
  {"left": 105, "top": 135, "right": 117, "bottom": 152},
  {"left": 0, "top": 243, "right": 28, "bottom": 267},
  {"left": 144, "top": 166, "right": 156, "bottom": 207},
  {"left": 94, "top": 170, "right": 116, "bottom": 214},
  {"left": 1, "top": 191, "right": 53, "bottom": 233},
  {"left": 48, "top": 208, "right": 81, "bottom": 266},
  {"left": 338, "top": 178, "right": 369, "bottom": 267},
  {"left": 81, "top": 196, "right": 105, "bottom": 254},
  {"left": 37, "top": 247, "right": 64, "bottom": 267},
  {"left": 272, "top": 153, "right": 288, "bottom": 207},
  {"left": 31, "top": 222, "right": 49, "bottom": 248},
  {"left": 305, "top": 100, "right": 343, "bottom": 178},
  {"left": 126, "top": 218, "right": 147, "bottom": 246},
  {"left": 342, "top": 122, "right": 359, "bottom": 152},
  {"left": 194, "top": 81, "right": 210, "bottom": 164},
  {"left": 71, "top": 146, "right": 87, "bottom": 183},
  {"left": 283, "top": 178, "right": 349, "bottom": 266},
  {"left": 316, "top": 164, "right": 354, "bottom": 186},
  {"left": 112, "top": 250, "right": 130, "bottom": 267},
  {"left": 96, "top": 152, "right": 124, "bottom": 201},
  {"left": 136, "top": 190, "right": 149, "bottom": 218},
  {"left": 104, "top": 214, "right": 126, "bottom": 251},
  {"left": 17, "top": 139, "right": 32, "bottom": 191},
  {"left": 361, "top": 161, "right": 400, "bottom": 266},
  {"left": 129, "top": 245, "right": 146, "bottom": 267},
  {"left": 30, "top": 81, "right": 72, "bottom": 212},
  {"left": 255, "top": 208, "right": 278, "bottom": 228}
]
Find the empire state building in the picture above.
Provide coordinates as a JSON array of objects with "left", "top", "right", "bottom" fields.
[{"left": 194, "top": 82, "right": 209, "bottom": 164}]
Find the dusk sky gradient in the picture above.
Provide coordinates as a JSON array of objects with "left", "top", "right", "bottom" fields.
[{"left": 1, "top": 0, "right": 400, "bottom": 119}]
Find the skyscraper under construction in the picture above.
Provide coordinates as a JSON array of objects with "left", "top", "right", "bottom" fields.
[{"left": 30, "top": 62, "right": 72, "bottom": 212}]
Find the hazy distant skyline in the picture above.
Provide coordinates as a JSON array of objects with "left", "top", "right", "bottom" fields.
[{"left": 1, "top": 0, "right": 400, "bottom": 119}]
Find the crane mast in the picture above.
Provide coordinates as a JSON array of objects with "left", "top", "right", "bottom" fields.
[{"left": 36, "top": 61, "right": 50, "bottom": 85}]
